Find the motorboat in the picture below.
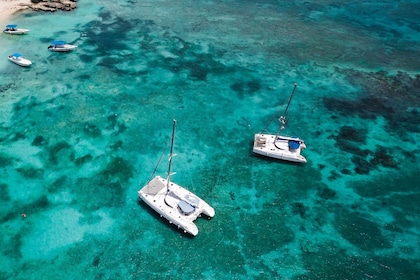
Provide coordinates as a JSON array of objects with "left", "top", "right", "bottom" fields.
[
  {"left": 48, "top": 40, "right": 77, "bottom": 52},
  {"left": 3, "top": 24, "right": 30, "bottom": 34},
  {"left": 138, "top": 120, "right": 215, "bottom": 236},
  {"left": 8, "top": 53, "right": 32, "bottom": 67},
  {"left": 253, "top": 83, "right": 307, "bottom": 163}
]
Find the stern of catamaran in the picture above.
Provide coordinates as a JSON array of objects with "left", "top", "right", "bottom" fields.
[{"left": 202, "top": 204, "right": 215, "bottom": 218}]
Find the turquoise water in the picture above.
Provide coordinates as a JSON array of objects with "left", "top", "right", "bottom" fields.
[{"left": 1, "top": 1, "right": 419, "bottom": 279}]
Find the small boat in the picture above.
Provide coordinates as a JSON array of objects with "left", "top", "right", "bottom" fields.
[
  {"left": 3, "top": 24, "right": 30, "bottom": 35},
  {"left": 8, "top": 53, "right": 32, "bottom": 67},
  {"left": 138, "top": 120, "right": 215, "bottom": 236},
  {"left": 48, "top": 40, "right": 77, "bottom": 52},
  {"left": 253, "top": 83, "right": 307, "bottom": 163}
]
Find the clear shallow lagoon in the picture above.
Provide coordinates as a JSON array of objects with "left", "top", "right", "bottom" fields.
[{"left": 1, "top": 1, "right": 419, "bottom": 279}]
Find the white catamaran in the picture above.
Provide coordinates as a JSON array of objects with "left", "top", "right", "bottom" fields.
[
  {"left": 253, "top": 83, "right": 307, "bottom": 163},
  {"left": 138, "top": 120, "right": 215, "bottom": 236}
]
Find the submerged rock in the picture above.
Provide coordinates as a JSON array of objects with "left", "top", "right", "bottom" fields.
[{"left": 29, "top": 0, "right": 77, "bottom": 12}]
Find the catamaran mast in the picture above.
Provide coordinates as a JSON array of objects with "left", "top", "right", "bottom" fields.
[
  {"left": 282, "top": 83, "right": 298, "bottom": 124},
  {"left": 167, "top": 119, "right": 177, "bottom": 187},
  {"left": 275, "top": 83, "right": 298, "bottom": 138}
]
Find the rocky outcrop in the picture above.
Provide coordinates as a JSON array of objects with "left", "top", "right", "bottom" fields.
[{"left": 29, "top": 0, "right": 77, "bottom": 12}]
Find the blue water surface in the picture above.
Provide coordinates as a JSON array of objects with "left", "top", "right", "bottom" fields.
[{"left": 1, "top": 1, "right": 419, "bottom": 279}]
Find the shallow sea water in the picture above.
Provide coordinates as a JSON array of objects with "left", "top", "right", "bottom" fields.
[{"left": 1, "top": 0, "right": 419, "bottom": 279}]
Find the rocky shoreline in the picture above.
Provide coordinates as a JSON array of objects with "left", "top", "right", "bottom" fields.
[{"left": 28, "top": 0, "right": 77, "bottom": 12}]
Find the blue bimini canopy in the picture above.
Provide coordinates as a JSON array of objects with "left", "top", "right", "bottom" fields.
[
  {"left": 12, "top": 53, "right": 22, "bottom": 58},
  {"left": 178, "top": 200, "right": 195, "bottom": 215},
  {"left": 51, "top": 40, "right": 66, "bottom": 45},
  {"left": 288, "top": 140, "right": 301, "bottom": 150},
  {"left": 6, "top": 24, "right": 17, "bottom": 28}
]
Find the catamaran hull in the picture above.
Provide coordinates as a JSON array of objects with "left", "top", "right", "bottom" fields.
[
  {"left": 253, "top": 148, "right": 307, "bottom": 163},
  {"left": 138, "top": 176, "right": 215, "bottom": 236},
  {"left": 253, "top": 133, "right": 307, "bottom": 163},
  {"left": 140, "top": 193, "right": 199, "bottom": 236}
]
